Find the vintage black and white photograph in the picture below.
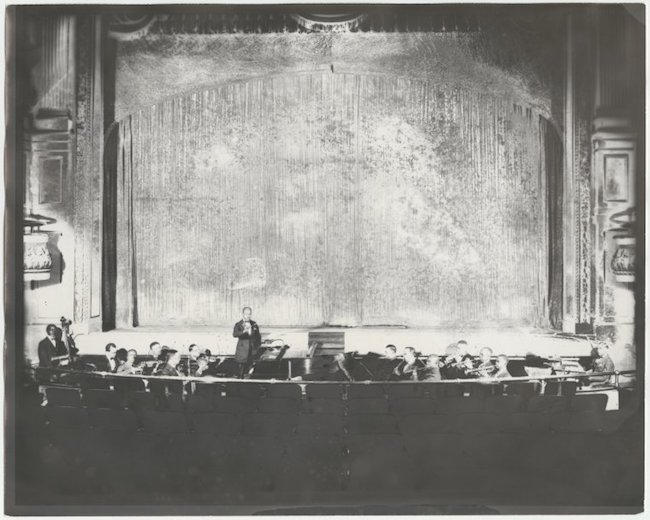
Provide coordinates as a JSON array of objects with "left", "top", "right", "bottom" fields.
[{"left": 4, "top": 2, "right": 645, "bottom": 515}]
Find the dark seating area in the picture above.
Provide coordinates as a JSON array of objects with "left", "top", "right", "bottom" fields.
[{"left": 14, "top": 378, "right": 642, "bottom": 508}]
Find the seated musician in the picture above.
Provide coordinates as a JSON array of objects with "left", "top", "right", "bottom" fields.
[
  {"left": 141, "top": 341, "right": 164, "bottom": 375},
  {"left": 493, "top": 354, "right": 512, "bottom": 379},
  {"left": 156, "top": 349, "right": 182, "bottom": 377},
  {"left": 94, "top": 343, "right": 118, "bottom": 373},
  {"left": 393, "top": 347, "right": 423, "bottom": 381},
  {"left": 37, "top": 324, "right": 69, "bottom": 368},
  {"left": 440, "top": 344, "right": 473, "bottom": 379},
  {"left": 116, "top": 348, "right": 141, "bottom": 375},
  {"left": 587, "top": 340, "right": 615, "bottom": 385},
  {"left": 418, "top": 354, "right": 442, "bottom": 381},
  {"left": 115, "top": 348, "right": 129, "bottom": 373},
  {"left": 473, "top": 347, "right": 497, "bottom": 378},
  {"left": 192, "top": 353, "right": 215, "bottom": 377}
]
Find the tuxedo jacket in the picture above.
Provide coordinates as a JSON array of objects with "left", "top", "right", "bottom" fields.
[
  {"left": 94, "top": 357, "right": 118, "bottom": 373},
  {"left": 233, "top": 319, "right": 262, "bottom": 364},
  {"left": 37, "top": 337, "right": 68, "bottom": 368}
]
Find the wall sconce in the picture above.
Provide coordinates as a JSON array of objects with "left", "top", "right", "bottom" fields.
[{"left": 608, "top": 207, "right": 635, "bottom": 284}]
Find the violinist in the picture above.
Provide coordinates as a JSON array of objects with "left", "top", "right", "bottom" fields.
[
  {"left": 493, "top": 355, "right": 512, "bottom": 379},
  {"left": 393, "top": 347, "right": 423, "bottom": 381},
  {"left": 440, "top": 343, "right": 473, "bottom": 379},
  {"left": 470, "top": 347, "right": 497, "bottom": 378}
]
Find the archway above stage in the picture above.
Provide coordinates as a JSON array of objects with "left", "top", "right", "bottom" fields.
[{"left": 113, "top": 72, "right": 557, "bottom": 329}]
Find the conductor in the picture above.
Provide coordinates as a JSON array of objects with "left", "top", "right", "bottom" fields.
[{"left": 233, "top": 306, "right": 262, "bottom": 379}]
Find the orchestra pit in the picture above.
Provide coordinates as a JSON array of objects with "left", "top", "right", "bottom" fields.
[{"left": 5, "top": 4, "right": 644, "bottom": 515}]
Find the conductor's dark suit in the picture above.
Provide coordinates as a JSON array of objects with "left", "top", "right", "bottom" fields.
[
  {"left": 38, "top": 336, "right": 68, "bottom": 368},
  {"left": 233, "top": 319, "right": 262, "bottom": 378}
]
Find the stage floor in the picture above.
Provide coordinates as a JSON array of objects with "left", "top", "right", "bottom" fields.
[{"left": 72, "top": 326, "right": 596, "bottom": 360}]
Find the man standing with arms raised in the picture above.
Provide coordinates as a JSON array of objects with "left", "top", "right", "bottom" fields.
[{"left": 233, "top": 306, "right": 262, "bottom": 379}]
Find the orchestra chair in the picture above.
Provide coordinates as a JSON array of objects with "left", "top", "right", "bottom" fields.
[
  {"left": 224, "top": 436, "right": 290, "bottom": 494},
  {"left": 257, "top": 397, "right": 302, "bottom": 414},
  {"left": 126, "top": 390, "right": 157, "bottom": 413},
  {"left": 44, "top": 403, "right": 89, "bottom": 431},
  {"left": 436, "top": 396, "right": 484, "bottom": 415},
  {"left": 189, "top": 411, "right": 243, "bottom": 436},
  {"left": 503, "top": 381, "right": 541, "bottom": 399},
  {"left": 160, "top": 392, "right": 185, "bottom": 412},
  {"left": 266, "top": 383, "right": 302, "bottom": 399},
  {"left": 347, "top": 398, "right": 390, "bottom": 415},
  {"left": 402, "top": 432, "right": 461, "bottom": 462},
  {"left": 305, "top": 383, "right": 345, "bottom": 399},
  {"left": 212, "top": 395, "right": 258, "bottom": 414},
  {"left": 303, "top": 397, "right": 347, "bottom": 415},
  {"left": 389, "top": 397, "right": 437, "bottom": 416},
  {"left": 77, "top": 373, "right": 112, "bottom": 390},
  {"left": 276, "top": 436, "right": 350, "bottom": 493},
  {"left": 346, "top": 413, "right": 399, "bottom": 435},
  {"left": 83, "top": 388, "right": 126, "bottom": 410},
  {"left": 241, "top": 412, "right": 298, "bottom": 437},
  {"left": 442, "top": 383, "right": 465, "bottom": 397},
  {"left": 399, "top": 414, "right": 461, "bottom": 435},
  {"left": 453, "top": 413, "right": 504, "bottom": 434},
  {"left": 569, "top": 393, "right": 608, "bottom": 413},
  {"left": 296, "top": 413, "right": 347, "bottom": 437},
  {"left": 343, "top": 434, "right": 421, "bottom": 492},
  {"left": 140, "top": 409, "right": 190, "bottom": 434},
  {"left": 194, "top": 382, "right": 225, "bottom": 397},
  {"left": 484, "top": 394, "right": 525, "bottom": 414},
  {"left": 384, "top": 383, "right": 424, "bottom": 400},
  {"left": 544, "top": 380, "right": 578, "bottom": 396},
  {"left": 45, "top": 386, "right": 82, "bottom": 407},
  {"left": 466, "top": 382, "right": 496, "bottom": 398},
  {"left": 186, "top": 392, "right": 215, "bottom": 413},
  {"left": 86, "top": 407, "right": 139, "bottom": 433},
  {"left": 347, "top": 384, "right": 386, "bottom": 400},
  {"left": 225, "top": 381, "right": 267, "bottom": 398}
]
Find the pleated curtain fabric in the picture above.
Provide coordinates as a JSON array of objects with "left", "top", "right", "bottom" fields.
[{"left": 115, "top": 72, "right": 553, "bottom": 328}]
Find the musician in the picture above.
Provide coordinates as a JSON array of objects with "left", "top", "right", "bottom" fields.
[
  {"left": 418, "top": 354, "right": 443, "bottom": 381},
  {"left": 472, "top": 347, "right": 497, "bottom": 378},
  {"left": 588, "top": 341, "right": 615, "bottom": 385},
  {"left": 157, "top": 350, "right": 182, "bottom": 377},
  {"left": 141, "top": 341, "right": 164, "bottom": 375},
  {"left": 126, "top": 349, "right": 140, "bottom": 371},
  {"left": 233, "top": 306, "right": 262, "bottom": 379},
  {"left": 393, "top": 347, "right": 423, "bottom": 381},
  {"left": 115, "top": 348, "right": 140, "bottom": 375},
  {"left": 95, "top": 343, "right": 118, "bottom": 373},
  {"left": 149, "top": 342, "right": 162, "bottom": 360},
  {"left": 37, "top": 324, "right": 69, "bottom": 368},
  {"left": 493, "top": 355, "right": 512, "bottom": 379},
  {"left": 440, "top": 344, "right": 473, "bottom": 379},
  {"left": 182, "top": 344, "right": 202, "bottom": 375},
  {"left": 367, "top": 344, "right": 401, "bottom": 381},
  {"left": 192, "top": 353, "right": 213, "bottom": 377}
]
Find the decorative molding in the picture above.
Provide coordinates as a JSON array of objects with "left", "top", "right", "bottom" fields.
[
  {"left": 291, "top": 13, "right": 367, "bottom": 33},
  {"left": 107, "top": 13, "right": 161, "bottom": 40},
  {"left": 125, "top": 9, "right": 480, "bottom": 36}
]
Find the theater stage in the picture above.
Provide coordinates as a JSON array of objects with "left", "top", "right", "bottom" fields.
[{"left": 71, "top": 326, "right": 596, "bottom": 361}]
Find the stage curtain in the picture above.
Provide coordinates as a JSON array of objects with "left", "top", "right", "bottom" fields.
[{"left": 116, "top": 73, "right": 551, "bottom": 328}]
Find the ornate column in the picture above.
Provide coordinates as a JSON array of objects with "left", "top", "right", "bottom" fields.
[
  {"left": 73, "top": 15, "right": 104, "bottom": 331},
  {"left": 590, "top": 6, "right": 642, "bottom": 370}
]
